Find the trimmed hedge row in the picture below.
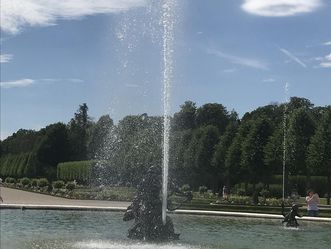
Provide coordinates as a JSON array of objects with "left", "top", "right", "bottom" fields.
[
  {"left": 0, "top": 153, "right": 38, "bottom": 178},
  {"left": 57, "top": 161, "right": 94, "bottom": 183},
  {"left": 273, "top": 175, "right": 329, "bottom": 196}
]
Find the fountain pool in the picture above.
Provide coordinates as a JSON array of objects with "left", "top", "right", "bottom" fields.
[{"left": 1, "top": 209, "right": 330, "bottom": 249}]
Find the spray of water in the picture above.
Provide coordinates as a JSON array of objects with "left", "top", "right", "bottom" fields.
[
  {"left": 282, "top": 82, "right": 289, "bottom": 201},
  {"left": 161, "top": 0, "right": 175, "bottom": 225}
]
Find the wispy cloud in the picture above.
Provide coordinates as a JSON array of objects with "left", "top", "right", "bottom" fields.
[
  {"left": 207, "top": 49, "right": 268, "bottom": 70},
  {"left": 279, "top": 48, "right": 307, "bottom": 68},
  {"left": 0, "top": 78, "right": 84, "bottom": 88},
  {"left": 241, "top": 0, "right": 322, "bottom": 17},
  {"left": 1, "top": 0, "right": 146, "bottom": 34},
  {"left": 0, "top": 53, "right": 13, "bottom": 63},
  {"left": 323, "top": 41, "right": 331, "bottom": 46},
  {"left": 319, "top": 53, "right": 331, "bottom": 68},
  {"left": 263, "top": 78, "right": 276, "bottom": 83},
  {"left": 0, "top": 79, "right": 35, "bottom": 88}
]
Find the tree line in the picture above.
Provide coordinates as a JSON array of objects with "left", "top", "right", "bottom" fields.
[{"left": 0, "top": 98, "right": 330, "bottom": 202}]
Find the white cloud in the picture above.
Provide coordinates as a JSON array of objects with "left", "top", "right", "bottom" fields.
[
  {"left": 279, "top": 48, "right": 307, "bottom": 68},
  {"left": 1, "top": 0, "right": 146, "bottom": 34},
  {"left": 0, "top": 78, "right": 35, "bottom": 88},
  {"left": 0, "top": 78, "right": 84, "bottom": 88},
  {"left": 207, "top": 49, "right": 268, "bottom": 70},
  {"left": 0, "top": 53, "right": 13, "bottom": 63},
  {"left": 323, "top": 41, "right": 331, "bottom": 46},
  {"left": 241, "top": 0, "right": 322, "bottom": 17},
  {"left": 263, "top": 78, "right": 276, "bottom": 83},
  {"left": 319, "top": 53, "right": 331, "bottom": 68}
]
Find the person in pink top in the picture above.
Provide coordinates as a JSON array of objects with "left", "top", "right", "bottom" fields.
[{"left": 305, "top": 189, "right": 320, "bottom": 217}]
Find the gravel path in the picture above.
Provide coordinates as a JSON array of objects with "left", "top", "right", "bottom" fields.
[{"left": 0, "top": 187, "right": 129, "bottom": 207}]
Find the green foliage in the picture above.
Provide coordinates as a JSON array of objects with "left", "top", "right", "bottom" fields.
[
  {"left": 212, "top": 122, "right": 239, "bottom": 184},
  {"left": 184, "top": 125, "right": 220, "bottom": 189},
  {"left": 0, "top": 129, "right": 42, "bottom": 155},
  {"left": 31, "top": 178, "right": 38, "bottom": 187},
  {"left": 57, "top": 160, "right": 93, "bottom": 183},
  {"left": 196, "top": 103, "right": 229, "bottom": 134},
  {"left": 0, "top": 153, "right": 38, "bottom": 178},
  {"left": 287, "top": 108, "right": 315, "bottom": 175},
  {"left": 37, "top": 178, "right": 49, "bottom": 188},
  {"left": 241, "top": 118, "right": 272, "bottom": 185},
  {"left": 52, "top": 180, "right": 65, "bottom": 189},
  {"left": 20, "top": 177, "right": 31, "bottom": 186},
  {"left": 36, "top": 123, "right": 70, "bottom": 169},
  {"left": 172, "top": 101, "right": 197, "bottom": 130},
  {"left": 88, "top": 115, "right": 113, "bottom": 157},
  {"left": 66, "top": 182, "right": 76, "bottom": 191},
  {"left": 5, "top": 177, "right": 16, "bottom": 184},
  {"left": 1, "top": 99, "right": 330, "bottom": 198},
  {"left": 199, "top": 185, "right": 208, "bottom": 194},
  {"left": 180, "top": 184, "right": 191, "bottom": 192},
  {"left": 68, "top": 103, "right": 93, "bottom": 161}
]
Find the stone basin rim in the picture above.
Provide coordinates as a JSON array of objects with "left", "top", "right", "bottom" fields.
[{"left": 1, "top": 203, "right": 331, "bottom": 223}]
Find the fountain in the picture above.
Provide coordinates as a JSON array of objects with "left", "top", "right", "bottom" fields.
[
  {"left": 161, "top": 0, "right": 176, "bottom": 226},
  {"left": 2, "top": 1, "right": 331, "bottom": 249},
  {"left": 123, "top": 165, "right": 192, "bottom": 241}
]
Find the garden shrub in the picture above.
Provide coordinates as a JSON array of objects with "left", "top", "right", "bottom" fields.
[
  {"left": 5, "top": 177, "right": 16, "bottom": 184},
  {"left": 66, "top": 182, "right": 76, "bottom": 191},
  {"left": 38, "top": 178, "right": 49, "bottom": 188},
  {"left": 20, "top": 177, "right": 31, "bottom": 187},
  {"left": 180, "top": 184, "right": 191, "bottom": 192},
  {"left": 199, "top": 185, "right": 208, "bottom": 194},
  {"left": 57, "top": 160, "right": 94, "bottom": 183},
  {"left": 260, "top": 189, "right": 270, "bottom": 198},
  {"left": 52, "top": 180, "right": 65, "bottom": 189},
  {"left": 31, "top": 179, "right": 38, "bottom": 187}
]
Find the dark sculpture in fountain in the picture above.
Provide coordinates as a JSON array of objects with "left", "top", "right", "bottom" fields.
[
  {"left": 123, "top": 165, "right": 193, "bottom": 241},
  {"left": 282, "top": 203, "right": 302, "bottom": 227}
]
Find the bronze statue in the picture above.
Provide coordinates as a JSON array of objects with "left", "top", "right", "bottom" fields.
[
  {"left": 123, "top": 165, "right": 192, "bottom": 241},
  {"left": 282, "top": 203, "right": 302, "bottom": 227}
]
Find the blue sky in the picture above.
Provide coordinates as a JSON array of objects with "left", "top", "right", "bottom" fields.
[{"left": 1, "top": 0, "right": 330, "bottom": 139}]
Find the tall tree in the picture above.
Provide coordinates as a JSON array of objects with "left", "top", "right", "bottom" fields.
[
  {"left": 212, "top": 121, "right": 239, "bottom": 187},
  {"left": 307, "top": 107, "right": 331, "bottom": 204},
  {"left": 196, "top": 103, "right": 229, "bottom": 134},
  {"left": 184, "top": 125, "right": 220, "bottom": 189},
  {"left": 88, "top": 115, "right": 114, "bottom": 159},
  {"left": 68, "top": 103, "right": 93, "bottom": 160},
  {"left": 172, "top": 101, "right": 197, "bottom": 130},
  {"left": 224, "top": 121, "right": 251, "bottom": 189},
  {"left": 241, "top": 118, "right": 272, "bottom": 189},
  {"left": 36, "top": 123, "right": 70, "bottom": 179},
  {"left": 287, "top": 108, "right": 315, "bottom": 178}
]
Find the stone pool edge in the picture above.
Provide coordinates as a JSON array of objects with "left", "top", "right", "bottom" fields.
[{"left": 1, "top": 203, "right": 331, "bottom": 223}]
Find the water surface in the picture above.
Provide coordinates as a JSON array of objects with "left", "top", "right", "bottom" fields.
[{"left": 1, "top": 209, "right": 330, "bottom": 249}]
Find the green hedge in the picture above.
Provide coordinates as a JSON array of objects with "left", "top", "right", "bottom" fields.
[
  {"left": 0, "top": 153, "right": 38, "bottom": 178},
  {"left": 57, "top": 161, "right": 94, "bottom": 183},
  {"left": 272, "top": 175, "right": 329, "bottom": 196}
]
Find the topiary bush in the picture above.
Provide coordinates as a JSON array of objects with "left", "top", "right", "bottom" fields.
[
  {"left": 57, "top": 160, "right": 94, "bottom": 183},
  {"left": 52, "top": 180, "right": 65, "bottom": 189},
  {"left": 31, "top": 179, "right": 38, "bottom": 187},
  {"left": 37, "top": 178, "right": 49, "bottom": 188},
  {"left": 5, "top": 177, "right": 16, "bottom": 184},
  {"left": 66, "top": 182, "right": 76, "bottom": 191},
  {"left": 20, "top": 177, "right": 31, "bottom": 187}
]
